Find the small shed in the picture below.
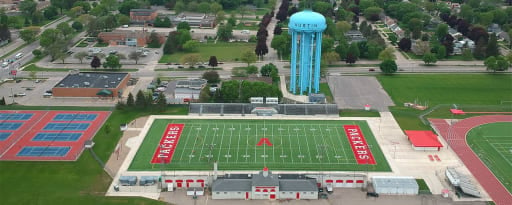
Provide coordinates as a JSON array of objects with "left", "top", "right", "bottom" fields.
[
  {"left": 186, "top": 187, "right": 204, "bottom": 196},
  {"left": 372, "top": 176, "right": 419, "bottom": 195},
  {"left": 119, "top": 176, "right": 137, "bottom": 186},
  {"left": 139, "top": 176, "right": 158, "bottom": 186},
  {"left": 308, "top": 93, "right": 326, "bottom": 103},
  {"left": 404, "top": 130, "right": 443, "bottom": 151}
]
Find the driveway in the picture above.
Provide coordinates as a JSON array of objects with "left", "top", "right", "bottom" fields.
[{"left": 327, "top": 76, "right": 394, "bottom": 111}]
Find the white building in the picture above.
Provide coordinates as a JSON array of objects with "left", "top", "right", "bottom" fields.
[{"left": 372, "top": 176, "right": 419, "bottom": 195}]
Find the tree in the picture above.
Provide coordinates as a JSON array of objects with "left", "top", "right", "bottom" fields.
[
  {"left": 103, "top": 54, "right": 121, "bottom": 70},
  {"left": 74, "top": 51, "right": 88, "bottom": 64},
  {"left": 473, "top": 38, "right": 487, "bottom": 60},
  {"left": 378, "top": 48, "right": 396, "bottom": 61},
  {"left": 478, "top": 12, "right": 494, "bottom": 27},
  {"left": 177, "top": 22, "right": 191, "bottom": 31},
  {"left": 436, "top": 45, "right": 447, "bottom": 59},
  {"left": 208, "top": 56, "right": 218, "bottom": 67},
  {"left": 153, "top": 16, "right": 171, "bottom": 28},
  {"left": 44, "top": 6, "right": 59, "bottom": 20},
  {"left": 436, "top": 24, "right": 449, "bottom": 41},
  {"left": 56, "top": 22, "right": 73, "bottom": 39},
  {"left": 273, "top": 24, "right": 282, "bottom": 35},
  {"left": 155, "top": 92, "right": 167, "bottom": 111},
  {"left": 379, "top": 60, "right": 398, "bottom": 74},
  {"left": 322, "top": 52, "right": 339, "bottom": 65},
  {"left": 398, "top": 38, "right": 412, "bottom": 51},
  {"left": 126, "top": 93, "right": 134, "bottom": 106},
  {"left": 71, "top": 21, "right": 83, "bottom": 31},
  {"left": 147, "top": 32, "right": 162, "bottom": 48},
  {"left": 260, "top": 63, "right": 277, "bottom": 77},
  {"left": 422, "top": 52, "right": 437, "bottom": 65},
  {"left": 118, "top": 14, "right": 130, "bottom": 26},
  {"left": 255, "top": 40, "right": 268, "bottom": 60},
  {"left": 240, "top": 50, "right": 257, "bottom": 66},
  {"left": 183, "top": 40, "right": 199, "bottom": 52},
  {"left": 484, "top": 56, "right": 510, "bottom": 72},
  {"left": 118, "top": 0, "right": 141, "bottom": 16},
  {"left": 211, "top": 3, "right": 223, "bottom": 15},
  {"left": 180, "top": 54, "right": 201, "bottom": 67},
  {"left": 347, "top": 43, "right": 360, "bottom": 60},
  {"left": 135, "top": 90, "right": 146, "bottom": 109},
  {"left": 40, "top": 29, "right": 63, "bottom": 48},
  {"left": 461, "top": 48, "right": 473, "bottom": 61},
  {"left": 270, "top": 34, "right": 290, "bottom": 60},
  {"left": 346, "top": 53, "right": 357, "bottom": 64},
  {"left": 32, "top": 49, "right": 42, "bottom": 57},
  {"left": 486, "top": 34, "right": 499, "bottom": 57},
  {"left": 202, "top": 71, "right": 220, "bottom": 83},
  {"left": 19, "top": 0, "right": 37, "bottom": 20},
  {"left": 364, "top": 7, "right": 382, "bottom": 21},
  {"left": 90, "top": 56, "right": 101, "bottom": 69},
  {"left": 216, "top": 24, "right": 233, "bottom": 41},
  {"left": 20, "top": 28, "right": 39, "bottom": 43},
  {"left": 128, "top": 51, "right": 142, "bottom": 64}
]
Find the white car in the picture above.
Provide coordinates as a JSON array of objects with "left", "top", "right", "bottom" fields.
[{"left": 1, "top": 62, "right": 8, "bottom": 68}]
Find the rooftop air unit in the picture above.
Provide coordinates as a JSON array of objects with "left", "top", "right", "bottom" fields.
[
  {"left": 84, "top": 82, "right": 90, "bottom": 86},
  {"left": 86, "top": 74, "right": 91, "bottom": 77},
  {"left": 104, "top": 85, "right": 108, "bottom": 88}
]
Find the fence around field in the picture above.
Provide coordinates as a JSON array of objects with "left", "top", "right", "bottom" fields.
[
  {"left": 189, "top": 103, "right": 339, "bottom": 116},
  {"left": 419, "top": 104, "right": 512, "bottom": 125}
]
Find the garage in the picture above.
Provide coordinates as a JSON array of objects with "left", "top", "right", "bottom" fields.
[{"left": 372, "top": 176, "right": 419, "bottom": 195}]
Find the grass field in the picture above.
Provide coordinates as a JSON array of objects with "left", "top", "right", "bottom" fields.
[
  {"left": 0, "top": 105, "right": 188, "bottom": 205},
  {"left": 467, "top": 122, "right": 512, "bottom": 193},
  {"left": 377, "top": 74, "right": 512, "bottom": 130},
  {"left": 129, "top": 119, "right": 390, "bottom": 172},
  {"left": 158, "top": 42, "right": 256, "bottom": 63}
]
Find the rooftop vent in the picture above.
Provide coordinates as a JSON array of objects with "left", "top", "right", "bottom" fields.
[
  {"left": 117, "top": 78, "right": 121, "bottom": 80},
  {"left": 103, "top": 75, "right": 108, "bottom": 79},
  {"left": 84, "top": 82, "right": 90, "bottom": 86},
  {"left": 104, "top": 85, "right": 108, "bottom": 88},
  {"left": 59, "top": 84, "right": 64, "bottom": 87},
  {"left": 86, "top": 74, "right": 91, "bottom": 77},
  {"left": 78, "top": 73, "right": 83, "bottom": 76}
]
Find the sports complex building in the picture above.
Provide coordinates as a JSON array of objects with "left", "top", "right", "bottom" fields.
[{"left": 52, "top": 72, "right": 130, "bottom": 97}]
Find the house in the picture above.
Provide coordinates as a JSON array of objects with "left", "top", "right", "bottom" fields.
[
  {"left": 344, "top": 30, "right": 366, "bottom": 43},
  {"left": 448, "top": 28, "right": 463, "bottom": 39},
  {"left": 171, "top": 12, "right": 216, "bottom": 28},
  {"left": 98, "top": 30, "right": 166, "bottom": 47},
  {"left": 452, "top": 38, "right": 475, "bottom": 55},
  {"left": 497, "top": 32, "right": 510, "bottom": 42},
  {"left": 130, "top": 9, "right": 158, "bottom": 25},
  {"left": 487, "top": 24, "right": 502, "bottom": 34}
]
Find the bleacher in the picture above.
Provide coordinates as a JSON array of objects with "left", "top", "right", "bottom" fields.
[{"left": 189, "top": 103, "right": 339, "bottom": 116}]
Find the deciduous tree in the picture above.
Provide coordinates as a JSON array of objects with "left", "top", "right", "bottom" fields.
[
  {"left": 208, "top": 56, "right": 218, "bottom": 67},
  {"left": 240, "top": 50, "right": 257, "bottom": 66},
  {"left": 378, "top": 47, "right": 396, "bottom": 61},
  {"left": 379, "top": 60, "right": 398, "bottom": 74},
  {"left": 74, "top": 51, "right": 88, "bottom": 64},
  {"left": 422, "top": 52, "right": 437, "bottom": 65}
]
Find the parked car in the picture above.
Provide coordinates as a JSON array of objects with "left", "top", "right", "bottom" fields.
[
  {"left": 16, "top": 93, "right": 26, "bottom": 96},
  {"left": 1, "top": 62, "right": 8, "bottom": 68},
  {"left": 15, "top": 53, "right": 23, "bottom": 59},
  {"left": 43, "top": 92, "right": 52, "bottom": 97},
  {"left": 366, "top": 192, "right": 379, "bottom": 197},
  {"left": 109, "top": 50, "right": 118, "bottom": 54},
  {"left": 369, "top": 68, "right": 375, "bottom": 72}
]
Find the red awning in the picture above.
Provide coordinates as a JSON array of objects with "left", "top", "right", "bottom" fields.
[
  {"left": 197, "top": 179, "right": 204, "bottom": 182},
  {"left": 326, "top": 180, "right": 333, "bottom": 183},
  {"left": 405, "top": 130, "right": 443, "bottom": 147},
  {"left": 186, "top": 179, "right": 194, "bottom": 182},
  {"left": 346, "top": 180, "right": 353, "bottom": 183},
  {"left": 450, "top": 109, "right": 465, "bottom": 115},
  {"left": 335, "top": 180, "right": 343, "bottom": 183}
]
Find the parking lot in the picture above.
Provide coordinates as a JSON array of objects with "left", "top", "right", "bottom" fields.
[{"left": 0, "top": 78, "right": 118, "bottom": 107}]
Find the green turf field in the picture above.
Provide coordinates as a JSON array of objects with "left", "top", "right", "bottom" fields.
[
  {"left": 129, "top": 119, "right": 390, "bottom": 171},
  {"left": 467, "top": 122, "right": 512, "bottom": 193}
]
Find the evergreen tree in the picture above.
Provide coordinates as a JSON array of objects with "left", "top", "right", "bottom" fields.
[
  {"left": 135, "top": 90, "right": 146, "bottom": 109},
  {"left": 473, "top": 38, "right": 487, "bottom": 60},
  {"left": 126, "top": 93, "right": 134, "bottom": 106},
  {"left": 486, "top": 34, "right": 499, "bottom": 57},
  {"left": 0, "top": 97, "right": 5, "bottom": 105},
  {"left": 156, "top": 92, "right": 167, "bottom": 112},
  {"left": 436, "top": 46, "right": 446, "bottom": 59}
]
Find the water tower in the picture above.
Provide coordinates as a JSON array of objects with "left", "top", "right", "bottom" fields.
[{"left": 288, "top": 10, "right": 326, "bottom": 94}]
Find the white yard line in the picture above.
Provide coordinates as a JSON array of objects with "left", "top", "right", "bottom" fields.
[
  {"left": 317, "top": 124, "right": 332, "bottom": 164},
  {"left": 334, "top": 125, "right": 350, "bottom": 163},
  {"left": 197, "top": 123, "right": 210, "bottom": 163},
  {"left": 216, "top": 123, "right": 224, "bottom": 162},
  {"left": 302, "top": 126, "right": 314, "bottom": 163},
  {"left": 271, "top": 124, "right": 275, "bottom": 163},
  {"left": 287, "top": 125, "right": 295, "bottom": 163},
  {"left": 226, "top": 124, "right": 233, "bottom": 163}
]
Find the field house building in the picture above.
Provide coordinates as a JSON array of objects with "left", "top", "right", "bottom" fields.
[{"left": 52, "top": 72, "right": 130, "bottom": 98}]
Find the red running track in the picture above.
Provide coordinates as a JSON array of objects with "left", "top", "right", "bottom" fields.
[{"left": 429, "top": 115, "right": 512, "bottom": 205}]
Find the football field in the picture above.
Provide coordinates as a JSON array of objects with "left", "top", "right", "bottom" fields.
[
  {"left": 467, "top": 122, "right": 512, "bottom": 193},
  {"left": 129, "top": 119, "right": 390, "bottom": 171}
]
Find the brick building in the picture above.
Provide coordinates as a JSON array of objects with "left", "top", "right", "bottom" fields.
[
  {"left": 52, "top": 72, "right": 130, "bottom": 97},
  {"left": 98, "top": 30, "right": 166, "bottom": 47},
  {"left": 171, "top": 12, "right": 217, "bottom": 28},
  {"left": 130, "top": 9, "right": 158, "bottom": 25}
]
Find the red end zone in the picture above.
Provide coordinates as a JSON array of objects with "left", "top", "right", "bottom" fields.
[
  {"left": 151, "top": 124, "right": 184, "bottom": 164},
  {"left": 343, "top": 125, "right": 376, "bottom": 165}
]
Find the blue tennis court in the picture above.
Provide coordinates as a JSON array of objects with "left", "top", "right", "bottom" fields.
[
  {"left": 53, "top": 114, "right": 97, "bottom": 121},
  {"left": 0, "top": 122, "right": 22, "bottom": 130},
  {"left": 16, "top": 146, "right": 70, "bottom": 157},
  {"left": 0, "top": 132, "right": 11, "bottom": 141},
  {"left": 0, "top": 113, "right": 33, "bottom": 121},
  {"left": 43, "top": 123, "right": 90, "bottom": 131},
  {"left": 32, "top": 133, "right": 83, "bottom": 141}
]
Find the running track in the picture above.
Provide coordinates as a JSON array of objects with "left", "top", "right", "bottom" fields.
[{"left": 429, "top": 115, "right": 512, "bottom": 205}]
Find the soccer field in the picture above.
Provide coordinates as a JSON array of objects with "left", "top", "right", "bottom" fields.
[
  {"left": 467, "top": 122, "right": 512, "bottom": 193},
  {"left": 129, "top": 119, "right": 390, "bottom": 171}
]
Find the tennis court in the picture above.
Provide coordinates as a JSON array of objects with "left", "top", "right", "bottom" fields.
[
  {"left": 32, "top": 133, "right": 83, "bottom": 142},
  {"left": 0, "top": 132, "right": 11, "bottom": 141},
  {"left": 0, "top": 113, "right": 33, "bottom": 120},
  {"left": 16, "top": 146, "right": 71, "bottom": 157},
  {"left": 43, "top": 123, "right": 90, "bottom": 131},
  {"left": 0, "top": 122, "right": 22, "bottom": 130},
  {"left": 129, "top": 119, "right": 390, "bottom": 171},
  {"left": 0, "top": 110, "right": 110, "bottom": 161},
  {"left": 52, "top": 114, "right": 97, "bottom": 121}
]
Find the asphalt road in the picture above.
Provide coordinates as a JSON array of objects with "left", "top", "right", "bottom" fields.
[{"left": 0, "top": 16, "right": 71, "bottom": 81}]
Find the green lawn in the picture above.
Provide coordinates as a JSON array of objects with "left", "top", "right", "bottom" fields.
[
  {"left": 340, "top": 109, "right": 381, "bottom": 117},
  {"left": 377, "top": 74, "right": 512, "bottom": 130},
  {"left": 0, "top": 105, "right": 188, "bottom": 205},
  {"left": 467, "top": 122, "right": 512, "bottom": 193},
  {"left": 129, "top": 119, "right": 391, "bottom": 172},
  {"left": 159, "top": 42, "right": 256, "bottom": 63},
  {"left": 319, "top": 83, "right": 333, "bottom": 103},
  {"left": 23, "top": 64, "right": 138, "bottom": 72}
]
